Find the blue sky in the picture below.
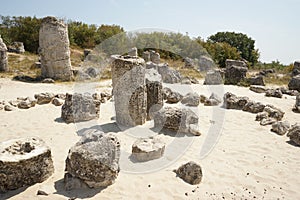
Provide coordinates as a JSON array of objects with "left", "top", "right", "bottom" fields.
[{"left": 2, "top": 0, "right": 299, "bottom": 64}]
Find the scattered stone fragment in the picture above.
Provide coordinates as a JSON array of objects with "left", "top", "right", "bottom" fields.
[
  {"left": 204, "top": 70, "right": 223, "bottom": 85},
  {"left": 64, "top": 130, "right": 120, "bottom": 190},
  {"left": 242, "top": 101, "right": 265, "bottom": 113},
  {"left": 265, "top": 89, "right": 283, "bottom": 98},
  {"left": 34, "top": 92, "right": 55, "bottom": 104},
  {"left": 157, "top": 63, "right": 182, "bottom": 84},
  {"left": 37, "top": 190, "right": 48, "bottom": 196},
  {"left": 288, "top": 75, "right": 300, "bottom": 92},
  {"left": 17, "top": 97, "right": 37, "bottom": 109},
  {"left": 0, "top": 137, "right": 54, "bottom": 193},
  {"left": 287, "top": 124, "right": 300, "bottom": 146},
  {"left": 246, "top": 76, "right": 265, "bottom": 86},
  {"left": 181, "top": 92, "right": 200, "bottom": 107},
  {"left": 271, "top": 121, "right": 290, "bottom": 135},
  {"left": 132, "top": 137, "right": 165, "bottom": 162},
  {"left": 249, "top": 85, "right": 267, "bottom": 93},
  {"left": 4, "top": 104, "right": 14, "bottom": 111},
  {"left": 173, "top": 161, "right": 202, "bottom": 185},
  {"left": 166, "top": 90, "right": 183, "bottom": 104},
  {"left": 223, "top": 92, "right": 249, "bottom": 110},
  {"left": 293, "top": 94, "right": 300, "bottom": 113},
  {"left": 52, "top": 97, "right": 64, "bottom": 106}
]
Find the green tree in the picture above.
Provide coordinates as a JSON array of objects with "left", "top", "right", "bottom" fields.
[
  {"left": 67, "top": 21, "right": 97, "bottom": 48},
  {"left": 95, "top": 24, "right": 124, "bottom": 45},
  {"left": 208, "top": 31, "right": 259, "bottom": 65}
]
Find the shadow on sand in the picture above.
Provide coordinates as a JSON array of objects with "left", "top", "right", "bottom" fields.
[{"left": 0, "top": 186, "right": 28, "bottom": 200}]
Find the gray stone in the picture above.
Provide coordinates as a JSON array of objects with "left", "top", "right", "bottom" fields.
[
  {"left": 132, "top": 137, "right": 165, "bottom": 162},
  {"left": 34, "top": 92, "right": 55, "bottom": 104},
  {"left": 225, "top": 65, "right": 248, "bottom": 85},
  {"left": 85, "top": 67, "right": 99, "bottom": 78},
  {"left": 260, "top": 118, "right": 277, "bottom": 126},
  {"left": 39, "top": 16, "right": 73, "bottom": 81},
  {"left": 223, "top": 92, "right": 249, "bottom": 110},
  {"left": 0, "top": 137, "right": 54, "bottom": 193},
  {"left": 200, "top": 95, "right": 208, "bottom": 104},
  {"left": 265, "top": 89, "right": 283, "bottom": 98},
  {"left": 166, "top": 91, "right": 183, "bottom": 104},
  {"left": 52, "top": 97, "right": 64, "bottom": 106},
  {"left": 181, "top": 77, "right": 192, "bottom": 85},
  {"left": 250, "top": 85, "right": 267, "bottom": 93},
  {"left": 255, "top": 112, "right": 268, "bottom": 121},
  {"left": 65, "top": 130, "right": 120, "bottom": 189},
  {"left": 181, "top": 92, "right": 200, "bottom": 107},
  {"left": 162, "top": 87, "right": 172, "bottom": 100},
  {"left": 153, "top": 107, "right": 201, "bottom": 136},
  {"left": 184, "top": 57, "right": 195, "bottom": 68},
  {"left": 271, "top": 121, "right": 290, "bottom": 135},
  {"left": 7, "top": 42, "right": 25, "bottom": 54},
  {"left": 4, "top": 105, "right": 14, "bottom": 111},
  {"left": 225, "top": 59, "right": 247, "bottom": 68},
  {"left": 61, "top": 93, "right": 100, "bottom": 123},
  {"left": 198, "top": 56, "right": 215, "bottom": 71},
  {"left": 128, "top": 47, "right": 138, "bottom": 57},
  {"left": 209, "top": 93, "right": 222, "bottom": 104},
  {"left": 150, "top": 50, "right": 160, "bottom": 64},
  {"left": 0, "top": 35, "right": 8, "bottom": 72},
  {"left": 263, "top": 105, "right": 285, "bottom": 121},
  {"left": 173, "top": 161, "right": 202, "bottom": 185},
  {"left": 142, "top": 51, "right": 150, "bottom": 62},
  {"left": 287, "top": 124, "right": 300, "bottom": 146},
  {"left": 83, "top": 49, "right": 92, "bottom": 59},
  {"left": 293, "top": 95, "right": 300, "bottom": 113},
  {"left": 242, "top": 101, "right": 265, "bottom": 113},
  {"left": 292, "top": 61, "right": 300, "bottom": 76},
  {"left": 247, "top": 76, "right": 265, "bottom": 86},
  {"left": 288, "top": 75, "right": 300, "bottom": 92},
  {"left": 111, "top": 55, "right": 147, "bottom": 126},
  {"left": 17, "top": 97, "right": 36, "bottom": 109},
  {"left": 157, "top": 63, "right": 182, "bottom": 84},
  {"left": 204, "top": 70, "right": 223, "bottom": 85},
  {"left": 145, "top": 69, "right": 163, "bottom": 120},
  {"left": 279, "top": 87, "right": 299, "bottom": 96}
]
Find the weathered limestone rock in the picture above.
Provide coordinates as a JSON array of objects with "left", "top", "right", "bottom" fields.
[
  {"left": 7, "top": 42, "right": 25, "bottom": 54},
  {"left": 184, "top": 57, "right": 195, "bottom": 68},
  {"left": 61, "top": 93, "right": 100, "bottom": 123},
  {"left": 111, "top": 55, "right": 147, "bottom": 126},
  {"left": 287, "top": 124, "right": 300, "bottom": 146},
  {"left": 153, "top": 107, "right": 201, "bottom": 136},
  {"left": 198, "top": 56, "right": 215, "bottom": 71},
  {"left": 250, "top": 85, "right": 267, "bottom": 93},
  {"left": 150, "top": 50, "right": 160, "bottom": 64},
  {"left": 223, "top": 92, "right": 249, "bottom": 110},
  {"left": 52, "top": 97, "right": 64, "bottom": 106},
  {"left": 225, "top": 59, "right": 247, "bottom": 68},
  {"left": 242, "top": 101, "right": 265, "bottom": 113},
  {"left": 181, "top": 77, "right": 192, "bottom": 85},
  {"left": 204, "top": 70, "right": 223, "bottom": 85},
  {"left": 34, "top": 92, "right": 55, "bottom": 104},
  {"left": 17, "top": 97, "right": 37, "bottom": 109},
  {"left": 39, "top": 16, "right": 72, "bottom": 81},
  {"left": 0, "top": 137, "right": 54, "bottom": 193},
  {"left": 225, "top": 65, "right": 248, "bottom": 85},
  {"left": 128, "top": 47, "right": 138, "bottom": 57},
  {"left": 0, "top": 35, "right": 8, "bottom": 72},
  {"left": 173, "top": 161, "right": 202, "bottom": 185},
  {"left": 132, "top": 137, "right": 165, "bottom": 162},
  {"left": 203, "top": 93, "right": 222, "bottom": 106},
  {"left": 142, "top": 51, "right": 150, "bottom": 62},
  {"left": 271, "top": 121, "right": 290, "bottom": 136},
  {"left": 265, "top": 89, "right": 283, "bottom": 98},
  {"left": 263, "top": 105, "right": 285, "bottom": 121},
  {"left": 293, "top": 94, "right": 300, "bottom": 113},
  {"left": 279, "top": 87, "right": 299, "bottom": 96},
  {"left": 181, "top": 92, "right": 200, "bottom": 107},
  {"left": 157, "top": 63, "right": 182, "bottom": 84},
  {"left": 162, "top": 87, "right": 172, "bottom": 100},
  {"left": 292, "top": 61, "right": 300, "bottom": 76},
  {"left": 145, "top": 68, "right": 163, "bottom": 120},
  {"left": 64, "top": 130, "right": 120, "bottom": 190},
  {"left": 166, "top": 90, "right": 183, "bottom": 104},
  {"left": 288, "top": 75, "right": 300, "bottom": 92},
  {"left": 4, "top": 105, "right": 15, "bottom": 111},
  {"left": 247, "top": 75, "right": 265, "bottom": 86}
]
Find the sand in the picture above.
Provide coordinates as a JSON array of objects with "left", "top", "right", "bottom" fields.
[{"left": 0, "top": 78, "right": 299, "bottom": 200}]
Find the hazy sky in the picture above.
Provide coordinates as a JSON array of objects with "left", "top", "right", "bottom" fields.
[{"left": 2, "top": 0, "right": 299, "bottom": 64}]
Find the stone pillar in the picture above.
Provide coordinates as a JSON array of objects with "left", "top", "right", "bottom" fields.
[
  {"left": 111, "top": 55, "right": 147, "bottom": 126},
  {"left": 150, "top": 50, "right": 160, "bottom": 64},
  {"left": 145, "top": 68, "right": 163, "bottom": 120},
  {"left": 0, "top": 35, "right": 8, "bottom": 72},
  {"left": 39, "top": 16, "right": 72, "bottom": 81},
  {"left": 142, "top": 51, "right": 150, "bottom": 62}
]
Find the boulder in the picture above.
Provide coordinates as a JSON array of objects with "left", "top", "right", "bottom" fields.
[
  {"left": 111, "top": 55, "right": 147, "bottom": 126},
  {"left": 7, "top": 42, "right": 25, "bottom": 53},
  {"left": 39, "top": 16, "right": 73, "bottom": 81},
  {"left": 128, "top": 47, "right": 138, "bottom": 57},
  {"left": 203, "top": 93, "right": 222, "bottom": 106},
  {"left": 263, "top": 105, "right": 285, "bottom": 121},
  {"left": 260, "top": 118, "right": 277, "bottom": 126},
  {"left": 173, "top": 161, "right": 202, "bottom": 185},
  {"left": 259, "top": 69, "right": 275, "bottom": 76},
  {"left": 52, "top": 97, "right": 64, "bottom": 106},
  {"left": 292, "top": 61, "right": 300, "bottom": 76},
  {"left": 85, "top": 67, "right": 100, "bottom": 78},
  {"left": 166, "top": 91, "right": 183, "bottom": 104},
  {"left": 145, "top": 68, "right": 163, "bottom": 120},
  {"left": 279, "top": 87, "right": 299, "bottom": 96},
  {"left": 153, "top": 107, "right": 201, "bottom": 136},
  {"left": 246, "top": 75, "right": 265, "bottom": 86},
  {"left": 287, "top": 124, "right": 300, "bottom": 146},
  {"left": 265, "top": 89, "right": 283, "bottom": 98},
  {"left": 150, "top": 50, "right": 160, "bottom": 64},
  {"left": 142, "top": 51, "right": 151, "bottom": 62},
  {"left": 224, "top": 65, "right": 248, "bottom": 85},
  {"left": 293, "top": 94, "right": 300, "bottom": 113},
  {"left": 271, "top": 121, "right": 290, "bottom": 136},
  {"left": 255, "top": 112, "right": 268, "bottom": 122},
  {"left": 250, "top": 85, "right": 267, "bottom": 93},
  {"left": 225, "top": 59, "right": 247, "bottom": 68},
  {"left": 157, "top": 63, "right": 182, "bottom": 84},
  {"left": 288, "top": 75, "right": 300, "bottom": 92},
  {"left": 162, "top": 87, "right": 172, "bottom": 100},
  {"left": 132, "top": 137, "right": 165, "bottom": 162},
  {"left": 184, "top": 57, "right": 195, "bottom": 68},
  {"left": 61, "top": 93, "right": 101, "bottom": 123},
  {"left": 204, "top": 70, "right": 223, "bottom": 85},
  {"left": 223, "top": 92, "right": 249, "bottom": 110},
  {"left": 64, "top": 130, "right": 120, "bottom": 189},
  {"left": 198, "top": 56, "right": 215, "bottom": 71},
  {"left": 200, "top": 95, "right": 209, "bottom": 104},
  {"left": 34, "top": 92, "right": 55, "bottom": 104},
  {"left": 242, "top": 101, "right": 265, "bottom": 113},
  {"left": 4, "top": 105, "right": 15, "bottom": 111},
  {"left": 0, "top": 137, "right": 54, "bottom": 193},
  {"left": 181, "top": 92, "right": 200, "bottom": 107},
  {"left": 0, "top": 35, "right": 8, "bottom": 72},
  {"left": 17, "top": 97, "right": 37, "bottom": 109}
]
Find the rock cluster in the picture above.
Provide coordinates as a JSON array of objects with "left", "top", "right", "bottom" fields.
[
  {"left": 64, "top": 130, "right": 120, "bottom": 190},
  {"left": 39, "top": 16, "right": 73, "bottom": 81},
  {"left": 0, "top": 137, "right": 54, "bottom": 193}
]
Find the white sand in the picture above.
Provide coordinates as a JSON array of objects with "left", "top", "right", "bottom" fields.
[{"left": 0, "top": 78, "right": 299, "bottom": 200}]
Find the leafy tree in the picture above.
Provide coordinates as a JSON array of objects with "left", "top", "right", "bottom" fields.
[
  {"left": 67, "top": 21, "right": 97, "bottom": 48},
  {"left": 95, "top": 25, "right": 124, "bottom": 45},
  {"left": 208, "top": 31, "right": 259, "bottom": 65}
]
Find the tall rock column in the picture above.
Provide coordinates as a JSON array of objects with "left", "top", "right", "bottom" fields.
[
  {"left": 0, "top": 35, "right": 8, "bottom": 72},
  {"left": 111, "top": 55, "right": 147, "bottom": 127},
  {"left": 39, "top": 16, "right": 72, "bottom": 81}
]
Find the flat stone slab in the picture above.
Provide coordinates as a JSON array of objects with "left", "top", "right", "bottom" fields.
[{"left": 132, "top": 137, "right": 165, "bottom": 162}]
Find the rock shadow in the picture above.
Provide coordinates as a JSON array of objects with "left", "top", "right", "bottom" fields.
[
  {"left": 286, "top": 140, "right": 300, "bottom": 147},
  {"left": 77, "top": 122, "right": 125, "bottom": 136},
  {"left": 0, "top": 186, "right": 28, "bottom": 199}
]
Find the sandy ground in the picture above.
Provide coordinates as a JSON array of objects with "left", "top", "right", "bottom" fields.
[{"left": 0, "top": 78, "right": 299, "bottom": 200}]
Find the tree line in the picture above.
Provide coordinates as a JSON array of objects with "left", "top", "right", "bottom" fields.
[{"left": 0, "top": 15, "right": 260, "bottom": 67}]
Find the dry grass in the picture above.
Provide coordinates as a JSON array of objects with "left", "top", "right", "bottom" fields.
[
  {"left": 264, "top": 73, "right": 291, "bottom": 86},
  {"left": 70, "top": 45, "right": 84, "bottom": 68}
]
